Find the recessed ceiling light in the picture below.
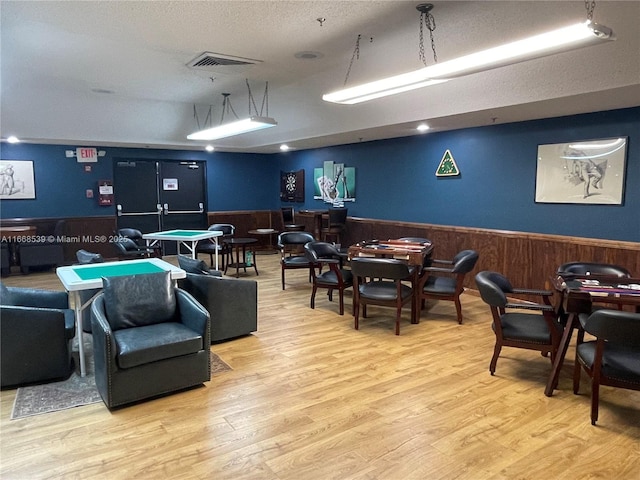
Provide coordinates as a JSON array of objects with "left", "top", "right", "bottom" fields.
[
  {"left": 91, "top": 88, "right": 115, "bottom": 94},
  {"left": 294, "top": 51, "right": 324, "bottom": 60},
  {"left": 205, "top": 145, "right": 214, "bottom": 152},
  {"left": 280, "top": 144, "right": 290, "bottom": 151},
  {"left": 7, "top": 135, "right": 20, "bottom": 143},
  {"left": 417, "top": 124, "right": 430, "bottom": 132}
]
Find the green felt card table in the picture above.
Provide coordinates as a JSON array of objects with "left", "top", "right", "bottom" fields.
[
  {"left": 56, "top": 258, "right": 185, "bottom": 376},
  {"left": 142, "top": 229, "right": 223, "bottom": 269}
]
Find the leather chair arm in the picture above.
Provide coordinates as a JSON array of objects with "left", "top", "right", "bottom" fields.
[
  {"left": 422, "top": 266, "right": 455, "bottom": 274},
  {"left": 432, "top": 259, "right": 454, "bottom": 265},
  {"left": 505, "top": 302, "right": 555, "bottom": 312},
  {"left": 90, "top": 295, "right": 118, "bottom": 367},
  {"left": 511, "top": 288, "right": 553, "bottom": 297},
  {"left": 4, "top": 286, "right": 69, "bottom": 309},
  {"left": 176, "top": 289, "right": 210, "bottom": 344}
]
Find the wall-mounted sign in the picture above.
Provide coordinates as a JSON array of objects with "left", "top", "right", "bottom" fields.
[
  {"left": 76, "top": 147, "right": 98, "bottom": 163},
  {"left": 98, "top": 180, "right": 113, "bottom": 206},
  {"left": 163, "top": 178, "right": 178, "bottom": 191}
]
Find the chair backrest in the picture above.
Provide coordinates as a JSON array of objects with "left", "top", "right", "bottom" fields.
[
  {"left": 328, "top": 208, "right": 348, "bottom": 226},
  {"left": 177, "top": 255, "right": 211, "bottom": 275},
  {"left": 278, "top": 231, "right": 315, "bottom": 247},
  {"left": 76, "top": 249, "right": 104, "bottom": 264},
  {"left": 452, "top": 250, "right": 479, "bottom": 274},
  {"left": 208, "top": 223, "right": 234, "bottom": 236},
  {"left": 475, "top": 271, "right": 511, "bottom": 307},
  {"left": 583, "top": 309, "right": 640, "bottom": 347},
  {"left": 557, "top": 262, "right": 631, "bottom": 278},
  {"left": 281, "top": 207, "right": 295, "bottom": 224},
  {"left": 118, "top": 228, "right": 143, "bottom": 240},
  {"left": 101, "top": 271, "right": 176, "bottom": 330},
  {"left": 304, "top": 241, "right": 339, "bottom": 263},
  {"left": 114, "top": 237, "right": 141, "bottom": 253},
  {"left": 351, "top": 257, "right": 410, "bottom": 281}
]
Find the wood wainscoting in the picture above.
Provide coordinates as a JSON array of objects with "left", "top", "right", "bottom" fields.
[
  {"left": 343, "top": 217, "right": 640, "bottom": 291},
  {"left": 2, "top": 212, "right": 638, "bottom": 289}
]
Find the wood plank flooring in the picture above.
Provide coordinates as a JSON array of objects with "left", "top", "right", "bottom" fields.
[{"left": 1, "top": 254, "right": 639, "bottom": 479}]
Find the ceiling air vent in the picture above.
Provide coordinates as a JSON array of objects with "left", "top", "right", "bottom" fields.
[{"left": 187, "top": 52, "right": 261, "bottom": 73}]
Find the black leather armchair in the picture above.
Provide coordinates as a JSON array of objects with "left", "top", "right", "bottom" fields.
[
  {"left": 90, "top": 271, "right": 210, "bottom": 408},
  {"left": 1, "top": 283, "right": 75, "bottom": 388},
  {"left": 277, "top": 231, "right": 315, "bottom": 290},
  {"left": 18, "top": 220, "right": 65, "bottom": 273},
  {"left": 113, "top": 237, "right": 157, "bottom": 259},
  {"left": 176, "top": 255, "right": 256, "bottom": 342}
]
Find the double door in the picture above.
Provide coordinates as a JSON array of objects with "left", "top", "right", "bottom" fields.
[{"left": 114, "top": 160, "right": 207, "bottom": 255}]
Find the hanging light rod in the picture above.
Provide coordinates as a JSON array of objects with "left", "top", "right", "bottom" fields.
[
  {"left": 323, "top": 21, "right": 614, "bottom": 105},
  {"left": 187, "top": 116, "right": 277, "bottom": 140}
]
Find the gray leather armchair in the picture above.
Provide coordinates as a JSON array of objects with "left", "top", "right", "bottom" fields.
[
  {"left": 90, "top": 271, "right": 210, "bottom": 408},
  {"left": 177, "top": 255, "right": 257, "bottom": 343},
  {"left": 1, "top": 283, "right": 75, "bottom": 388}
]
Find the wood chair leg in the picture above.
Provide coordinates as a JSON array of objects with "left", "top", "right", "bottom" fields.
[
  {"left": 591, "top": 380, "right": 600, "bottom": 425},
  {"left": 490, "top": 343, "right": 501, "bottom": 375},
  {"left": 455, "top": 297, "right": 463, "bottom": 324}
]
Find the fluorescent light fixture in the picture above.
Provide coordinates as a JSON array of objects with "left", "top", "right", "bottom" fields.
[
  {"left": 323, "top": 21, "right": 614, "bottom": 105},
  {"left": 187, "top": 116, "right": 277, "bottom": 141}
]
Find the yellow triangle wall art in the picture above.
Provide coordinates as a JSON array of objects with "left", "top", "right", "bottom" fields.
[{"left": 435, "top": 149, "right": 460, "bottom": 177}]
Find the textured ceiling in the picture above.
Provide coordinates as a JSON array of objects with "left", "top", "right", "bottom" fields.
[{"left": 1, "top": 1, "right": 639, "bottom": 153}]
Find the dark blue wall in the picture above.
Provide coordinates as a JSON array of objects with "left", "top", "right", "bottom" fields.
[
  {"left": 1, "top": 107, "right": 638, "bottom": 242},
  {"left": 280, "top": 107, "right": 640, "bottom": 242},
  {"left": 0, "top": 145, "right": 276, "bottom": 218}
]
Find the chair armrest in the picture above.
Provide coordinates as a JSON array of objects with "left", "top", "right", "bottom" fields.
[
  {"left": 5, "top": 286, "right": 69, "bottom": 309},
  {"left": 505, "top": 302, "right": 555, "bottom": 312},
  {"left": 423, "top": 266, "right": 455, "bottom": 274},
  {"left": 432, "top": 259, "right": 454, "bottom": 265},
  {"left": 511, "top": 288, "right": 553, "bottom": 297},
  {"left": 176, "top": 289, "right": 210, "bottom": 342},
  {"left": 90, "top": 294, "right": 118, "bottom": 368}
]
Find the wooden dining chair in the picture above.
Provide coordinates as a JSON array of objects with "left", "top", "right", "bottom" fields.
[
  {"left": 418, "top": 249, "right": 478, "bottom": 324},
  {"left": 475, "top": 271, "right": 563, "bottom": 376},
  {"left": 304, "top": 241, "right": 353, "bottom": 315},
  {"left": 351, "top": 257, "right": 414, "bottom": 335},
  {"left": 573, "top": 309, "right": 640, "bottom": 425}
]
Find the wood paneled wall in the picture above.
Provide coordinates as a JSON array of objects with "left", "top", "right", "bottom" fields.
[{"left": 3, "top": 212, "right": 638, "bottom": 290}]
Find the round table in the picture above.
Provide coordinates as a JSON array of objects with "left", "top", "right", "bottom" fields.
[
  {"left": 248, "top": 229, "right": 279, "bottom": 254},
  {"left": 223, "top": 238, "right": 259, "bottom": 277}
]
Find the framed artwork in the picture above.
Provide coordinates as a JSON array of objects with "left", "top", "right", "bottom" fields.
[
  {"left": 535, "top": 137, "right": 627, "bottom": 205},
  {"left": 313, "top": 161, "right": 356, "bottom": 204},
  {"left": 280, "top": 169, "right": 304, "bottom": 202},
  {"left": 0, "top": 160, "right": 36, "bottom": 199}
]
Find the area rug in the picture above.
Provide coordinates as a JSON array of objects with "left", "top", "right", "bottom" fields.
[{"left": 11, "top": 336, "right": 232, "bottom": 420}]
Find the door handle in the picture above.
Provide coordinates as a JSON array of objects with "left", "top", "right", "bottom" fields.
[
  {"left": 117, "top": 204, "right": 162, "bottom": 217},
  {"left": 163, "top": 202, "right": 205, "bottom": 215}
]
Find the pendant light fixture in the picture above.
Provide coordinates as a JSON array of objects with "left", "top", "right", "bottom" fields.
[
  {"left": 188, "top": 80, "right": 277, "bottom": 141},
  {"left": 323, "top": 3, "right": 615, "bottom": 105}
]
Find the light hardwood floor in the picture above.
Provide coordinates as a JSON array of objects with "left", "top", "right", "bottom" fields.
[{"left": 1, "top": 254, "right": 639, "bottom": 479}]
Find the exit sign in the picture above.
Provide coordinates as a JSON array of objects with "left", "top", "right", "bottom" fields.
[{"left": 76, "top": 147, "right": 98, "bottom": 163}]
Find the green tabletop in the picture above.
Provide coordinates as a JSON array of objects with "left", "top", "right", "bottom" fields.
[
  {"left": 74, "top": 262, "right": 165, "bottom": 281},
  {"left": 152, "top": 230, "right": 206, "bottom": 238}
]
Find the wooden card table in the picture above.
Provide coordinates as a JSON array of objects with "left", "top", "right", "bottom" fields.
[
  {"left": 544, "top": 274, "right": 640, "bottom": 397},
  {"left": 348, "top": 239, "right": 434, "bottom": 323},
  {"left": 56, "top": 258, "right": 185, "bottom": 376}
]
